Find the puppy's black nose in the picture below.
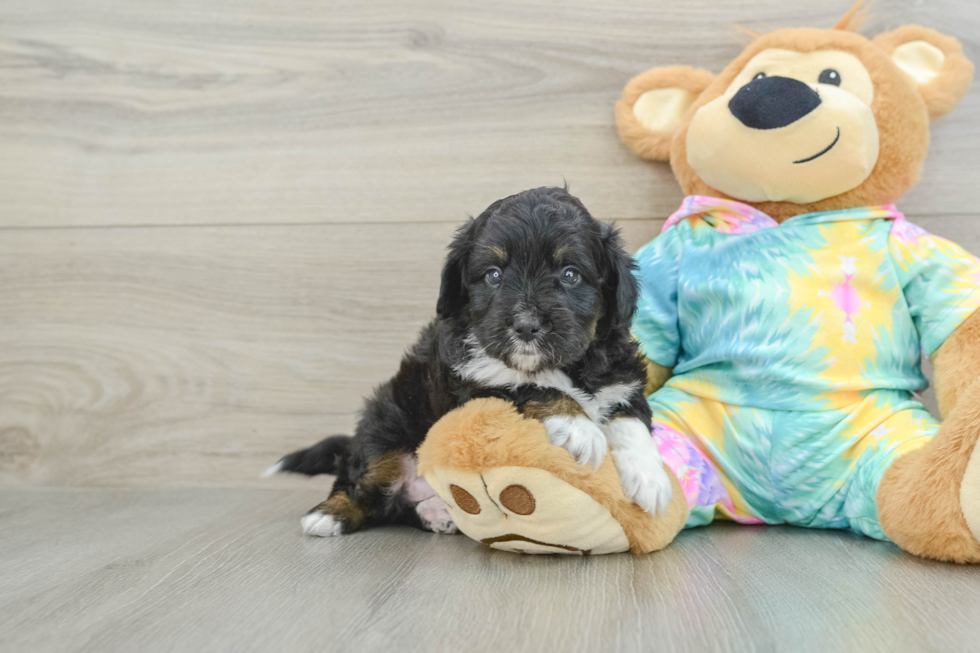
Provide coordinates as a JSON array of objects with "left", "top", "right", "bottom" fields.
[
  {"left": 513, "top": 314, "right": 542, "bottom": 343},
  {"left": 728, "top": 75, "right": 821, "bottom": 130}
]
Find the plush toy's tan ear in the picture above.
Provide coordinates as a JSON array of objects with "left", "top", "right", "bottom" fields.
[
  {"left": 874, "top": 26, "right": 974, "bottom": 120},
  {"left": 615, "top": 66, "right": 714, "bottom": 161}
]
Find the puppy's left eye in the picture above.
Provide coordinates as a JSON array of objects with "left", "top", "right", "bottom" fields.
[
  {"left": 818, "top": 69, "right": 841, "bottom": 86},
  {"left": 485, "top": 267, "right": 503, "bottom": 286},
  {"left": 560, "top": 267, "right": 581, "bottom": 286}
]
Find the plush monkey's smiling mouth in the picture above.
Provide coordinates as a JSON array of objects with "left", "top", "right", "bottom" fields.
[{"left": 793, "top": 127, "right": 841, "bottom": 164}]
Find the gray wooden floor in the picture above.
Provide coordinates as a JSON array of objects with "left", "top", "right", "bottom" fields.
[
  {"left": 3, "top": 0, "right": 980, "bottom": 651},
  {"left": 2, "top": 488, "right": 979, "bottom": 653}
]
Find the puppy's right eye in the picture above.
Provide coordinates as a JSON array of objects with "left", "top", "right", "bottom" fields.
[
  {"left": 560, "top": 266, "right": 581, "bottom": 286},
  {"left": 485, "top": 267, "right": 503, "bottom": 286}
]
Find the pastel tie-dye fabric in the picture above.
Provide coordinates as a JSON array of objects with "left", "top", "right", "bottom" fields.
[{"left": 634, "top": 196, "right": 980, "bottom": 538}]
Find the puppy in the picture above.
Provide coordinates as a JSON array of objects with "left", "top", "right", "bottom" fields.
[{"left": 265, "top": 187, "right": 671, "bottom": 536}]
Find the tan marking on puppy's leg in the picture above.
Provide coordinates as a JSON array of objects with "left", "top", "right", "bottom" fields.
[
  {"left": 315, "top": 492, "right": 366, "bottom": 529},
  {"left": 360, "top": 451, "right": 403, "bottom": 489},
  {"left": 303, "top": 491, "right": 366, "bottom": 537},
  {"left": 356, "top": 451, "right": 455, "bottom": 533},
  {"left": 523, "top": 396, "right": 586, "bottom": 420},
  {"left": 304, "top": 452, "right": 403, "bottom": 537}
]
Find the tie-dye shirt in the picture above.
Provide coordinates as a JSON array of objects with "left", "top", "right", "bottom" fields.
[{"left": 633, "top": 196, "right": 980, "bottom": 411}]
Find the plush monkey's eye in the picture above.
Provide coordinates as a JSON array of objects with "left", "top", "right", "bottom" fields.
[
  {"left": 818, "top": 69, "right": 841, "bottom": 86},
  {"left": 560, "top": 267, "right": 581, "bottom": 287},
  {"left": 485, "top": 267, "right": 503, "bottom": 286},
  {"left": 752, "top": 72, "right": 766, "bottom": 81}
]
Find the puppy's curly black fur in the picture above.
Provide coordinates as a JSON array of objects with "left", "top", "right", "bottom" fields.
[{"left": 269, "top": 187, "right": 656, "bottom": 535}]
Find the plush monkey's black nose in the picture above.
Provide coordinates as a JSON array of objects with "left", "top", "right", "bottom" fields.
[
  {"left": 728, "top": 75, "right": 822, "bottom": 130},
  {"left": 513, "top": 314, "right": 542, "bottom": 343}
]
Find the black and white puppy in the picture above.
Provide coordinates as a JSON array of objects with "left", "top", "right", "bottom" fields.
[{"left": 266, "top": 187, "right": 671, "bottom": 536}]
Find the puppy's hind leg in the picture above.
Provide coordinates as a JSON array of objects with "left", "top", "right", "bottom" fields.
[
  {"left": 300, "top": 451, "right": 402, "bottom": 537},
  {"left": 299, "top": 450, "right": 459, "bottom": 537},
  {"left": 290, "top": 347, "right": 454, "bottom": 536},
  {"left": 393, "top": 453, "right": 457, "bottom": 534},
  {"left": 263, "top": 434, "right": 369, "bottom": 536},
  {"left": 302, "top": 490, "right": 361, "bottom": 537}
]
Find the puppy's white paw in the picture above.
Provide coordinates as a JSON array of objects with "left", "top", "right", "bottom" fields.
[
  {"left": 416, "top": 496, "right": 457, "bottom": 533},
  {"left": 543, "top": 415, "right": 607, "bottom": 471},
  {"left": 605, "top": 418, "right": 673, "bottom": 514},
  {"left": 301, "top": 511, "right": 344, "bottom": 537},
  {"left": 612, "top": 452, "right": 674, "bottom": 514}
]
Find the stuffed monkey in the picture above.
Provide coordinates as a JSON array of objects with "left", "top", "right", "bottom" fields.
[{"left": 617, "top": 1, "right": 978, "bottom": 562}]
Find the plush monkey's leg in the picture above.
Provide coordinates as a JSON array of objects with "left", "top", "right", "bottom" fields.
[{"left": 877, "top": 378, "right": 980, "bottom": 563}]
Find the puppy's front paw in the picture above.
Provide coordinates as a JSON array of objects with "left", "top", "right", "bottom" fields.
[
  {"left": 416, "top": 496, "right": 458, "bottom": 534},
  {"left": 612, "top": 452, "right": 673, "bottom": 514},
  {"left": 605, "top": 417, "right": 673, "bottom": 514},
  {"left": 301, "top": 510, "right": 344, "bottom": 537},
  {"left": 543, "top": 415, "right": 607, "bottom": 471}
]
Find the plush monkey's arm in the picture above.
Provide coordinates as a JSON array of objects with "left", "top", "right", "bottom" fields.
[{"left": 931, "top": 308, "right": 980, "bottom": 418}]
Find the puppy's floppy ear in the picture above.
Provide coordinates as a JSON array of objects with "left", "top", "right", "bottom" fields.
[
  {"left": 615, "top": 66, "right": 715, "bottom": 161},
  {"left": 438, "top": 200, "right": 503, "bottom": 318},
  {"left": 597, "top": 222, "right": 639, "bottom": 336},
  {"left": 874, "top": 26, "right": 974, "bottom": 120},
  {"left": 437, "top": 219, "right": 476, "bottom": 319}
]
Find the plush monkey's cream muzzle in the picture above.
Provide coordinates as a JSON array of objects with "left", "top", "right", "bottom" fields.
[
  {"left": 687, "top": 85, "right": 879, "bottom": 204},
  {"left": 685, "top": 48, "right": 881, "bottom": 204}
]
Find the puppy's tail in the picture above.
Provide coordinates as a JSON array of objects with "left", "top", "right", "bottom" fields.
[{"left": 261, "top": 435, "right": 350, "bottom": 478}]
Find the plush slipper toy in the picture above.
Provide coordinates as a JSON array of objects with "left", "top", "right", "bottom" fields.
[
  {"left": 421, "top": 1, "right": 980, "bottom": 562},
  {"left": 417, "top": 398, "right": 688, "bottom": 554}
]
